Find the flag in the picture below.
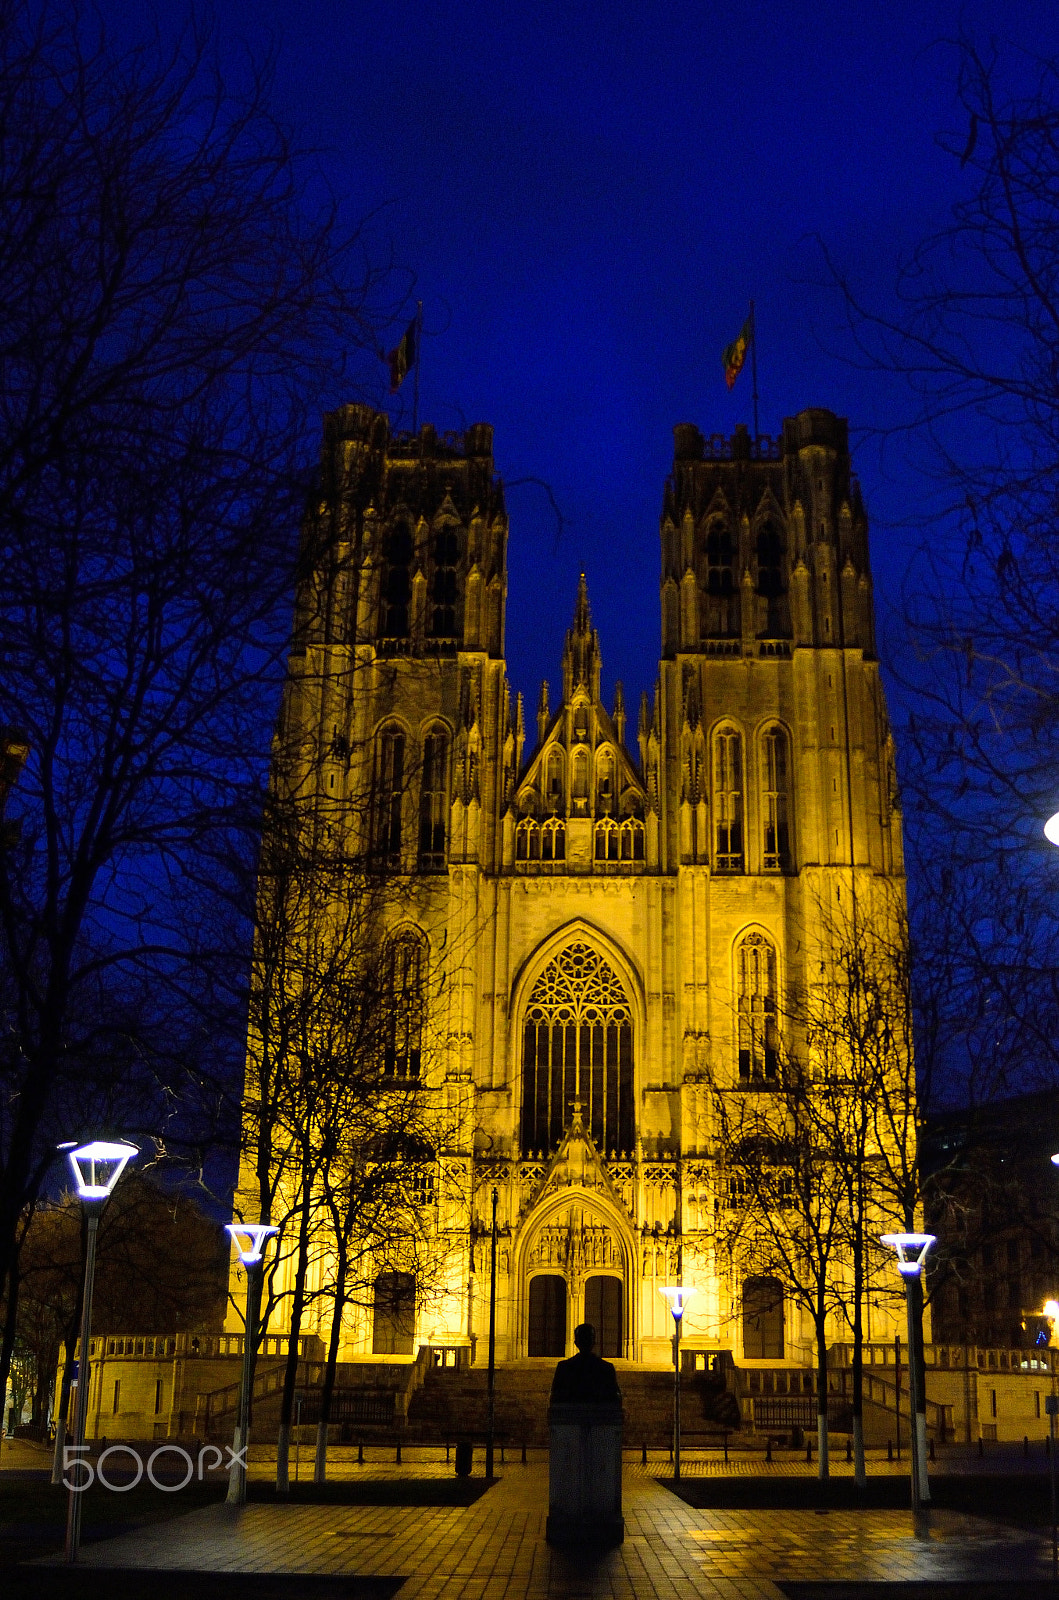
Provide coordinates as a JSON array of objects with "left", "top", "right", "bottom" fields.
[
  {"left": 722, "top": 315, "right": 752, "bottom": 391},
  {"left": 387, "top": 316, "right": 418, "bottom": 393}
]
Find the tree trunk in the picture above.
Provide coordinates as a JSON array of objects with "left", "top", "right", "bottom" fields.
[
  {"left": 314, "top": 1253, "right": 348, "bottom": 1485},
  {"left": 0, "top": 1262, "right": 20, "bottom": 1453},
  {"left": 815, "top": 1301, "right": 830, "bottom": 1479},
  {"left": 276, "top": 1182, "right": 312, "bottom": 1495}
]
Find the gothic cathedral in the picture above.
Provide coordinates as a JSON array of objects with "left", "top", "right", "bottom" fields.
[{"left": 238, "top": 403, "right": 908, "bottom": 1370}]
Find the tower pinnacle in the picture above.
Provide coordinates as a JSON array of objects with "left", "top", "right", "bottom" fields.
[{"left": 561, "top": 572, "right": 601, "bottom": 703}]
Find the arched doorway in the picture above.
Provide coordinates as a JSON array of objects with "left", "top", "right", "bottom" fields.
[
  {"left": 742, "top": 1276, "right": 784, "bottom": 1359},
  {"left": 584, "top": 1275, "right": 622, "bottom": 1358},
  {"left": 528, "top": 1275, "right": 567, "bottom": 1356}
]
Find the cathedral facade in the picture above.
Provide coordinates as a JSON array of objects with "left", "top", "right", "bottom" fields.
[{"left": 239, "top": 403, "right": 909, "bottom": 1371}]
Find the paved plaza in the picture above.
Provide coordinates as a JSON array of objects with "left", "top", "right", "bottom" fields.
[{"left": 42, "top": 1455, "right": 1058, "bottom": 1598}]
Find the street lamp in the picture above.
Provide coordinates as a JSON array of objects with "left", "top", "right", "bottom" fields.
[
  {"left": 59, "top": 1138, "right": 137, "bottom": 1563},
  {"left": 225, "top": 1222, "right": 278, "bottom": 1505},
  {"left": 485, "top": 1187, "right": 499, "bottom": 1480},
  {"left": 659, "top": 1285, "right": 694, "bottom": 1481},
  {"left": 881, "top": 1231, "right": 934, "bottom": 1511}
]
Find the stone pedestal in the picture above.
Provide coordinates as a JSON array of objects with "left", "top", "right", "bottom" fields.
[{"left": 546, "top": 1402, "right": 624, "bottom": 1547}]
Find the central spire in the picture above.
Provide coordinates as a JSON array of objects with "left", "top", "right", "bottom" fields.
[{"left": 561, "top": 571, "right": 601, "bottom": 703}]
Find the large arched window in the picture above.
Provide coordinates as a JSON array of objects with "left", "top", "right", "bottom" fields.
[
  {"left": 373, "top": 726, "right": 405, "bottom": 864},
  {"left": 712, "top": 726, "right": 744, "bottom": 872},
  {"left": 382, "top": 523, "right": 413, "bottom": 638},
  {"left": 418, "top": 728, "right": 449, "bottom": 871},
  {"left": 760, "top": 725, "right": 791, "bottom": 871},
  {"left": 737, "top": 932, "right": 778, "bottom": 1083},
  {"left": 521, "top": 942, "right": 634, "bottom": 1156},
  {"left": 742, "top": 1276, "right": 784, "bottom": 1359},
  {"left": 384, "top": 931, "right": 425, "bottom": 1078}
]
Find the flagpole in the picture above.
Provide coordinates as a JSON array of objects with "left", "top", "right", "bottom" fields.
[
  {"left": 413, "top": 300, "right": 423, "bottom": 435},
  {"left": 749, "top": 299, "right": 760, "bottom": 444}
]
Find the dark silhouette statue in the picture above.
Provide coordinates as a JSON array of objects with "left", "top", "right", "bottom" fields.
[{"left": 549, "top": 1322, "right": 621, "bottom": 1405}]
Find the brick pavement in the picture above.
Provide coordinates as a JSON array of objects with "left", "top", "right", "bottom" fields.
[{"left": 50, "top": 1457, "right": 1058, "bottom": 1598}]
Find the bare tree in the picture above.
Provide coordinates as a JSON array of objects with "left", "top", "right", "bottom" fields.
[
  {"left": 715, "top": 1063, "right": 847, "bottom": 1479},
  {"left": 824, "top": 39, "right": 1059, "bottom": 1110},
  {"left": 0, "top": 0, "right": 397, "bottom": 1417}
]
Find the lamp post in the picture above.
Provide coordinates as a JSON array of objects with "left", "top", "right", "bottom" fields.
[
  {"left": 659, "top": 1285, "right": 694, "bottom": 1481},
  {"left": 58, "top": 1138, "right": 137, "bottom": 1563},
  {"left": 881, "top": 1232, "right": 934, "bottom": 1511},
  {"left": 485, "top": 1187, "right": 498, "bottom": 1480},
  {"left": 225, "top": 1223, "right": 278, "bottom": 1506}
]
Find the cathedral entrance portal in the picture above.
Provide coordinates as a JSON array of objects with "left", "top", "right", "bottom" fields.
[
  {"left": 528, "top": 1275, "right": 567, "bottom": 1356},
  {"left": 584, "top": 1275, "right": 622, "bottom": 1358}
]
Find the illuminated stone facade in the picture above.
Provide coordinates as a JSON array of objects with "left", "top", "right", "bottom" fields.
[{"left": 238, "top": 404, "right": 911, "bottom": 1368}]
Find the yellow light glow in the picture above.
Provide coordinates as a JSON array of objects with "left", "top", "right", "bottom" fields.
[{"left": 1043, "top": 1300, "right": 1059, "bottom": 1321}]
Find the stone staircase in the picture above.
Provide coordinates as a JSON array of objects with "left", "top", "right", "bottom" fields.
[{"left": 405, "top": 1361, "right": 741, "bottom": 1449}]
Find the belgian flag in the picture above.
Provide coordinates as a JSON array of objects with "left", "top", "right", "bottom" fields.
[
  {"left": 387, "top": 316, "right": 418, "bottom": 393},
  {"left": 722, "top": 316, "right": 752, "bottom": 391}
]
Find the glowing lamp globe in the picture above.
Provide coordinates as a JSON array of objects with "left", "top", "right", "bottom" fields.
[
  {"left": 881, "top": 1232, "right": 935, "bottom": 1278},
  {"left": 659, "top": 1284, "right": 695, "bottom": 1320},
  {"left": 59, "top": 1139, "right": 137, "bottom": 1202},
  {"left": 1046, "top": 813, "right": 1059, "bottom": 848},
  {"left": 226, "top": 1222, "right": 278, "bottom": 1266},
  {"left": 1044, "top": 1301, "right": 1059, "bottom": 1322}
]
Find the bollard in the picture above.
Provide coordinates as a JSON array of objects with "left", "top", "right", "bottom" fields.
[
  {"left": 446, "top": 1444, "right": 450, "bottom": 1464},
  {"left": 1026, "top": 1435, "right": 1031, "bottom": 1458},
  {"left": 929, "top": 1437, "right": 935, "bottom": 1463},
  {"left": 642, "top": 1443, "right": 647, "bottom": 1465},
  {"left": 846, "top": 1437, "right": 852, "bottom": 1463},
  {"left": 724, "top": 1432, "right": 729, "bottom": 1463},
  {"left": 522, "top": 1443, "right": 527, "bottom": 1465},
  {"left": 806, "top": 1440, "right": 812, "bottom": 1463},
  {"left": 978, "top": 1435, "right": 984, "bottom": 1458},
  {"left": 454, "top": 1440, "right": 473, "bottom": 1477},
  {"left": 396, "top": 1442, "right": 402, "bottom": 1464},
  {"left": 358, "top": 1441, "right": 364, "bottom": 1465},
  {"left": 766, "top": 1438, "right": 772, "bottom": 1463},
  {"left": 887, "top": 1439, "right": 893, "bottom": 1462}
]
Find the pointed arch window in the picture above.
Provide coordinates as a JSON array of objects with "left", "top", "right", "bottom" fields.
[
  {"left": 761, "top": 726, "right": 791, "bottom": 871},
  {"left": 596, "top": 749, "right": 615, "bottom": 814},
  {"left": 594, "top": 817, "right": 619, "bottom": 861},
  {"left": 620, "top": 817, "right": 644, "bottom": 861},
  {"left": 713, "top": 726, "right": 744, "bottom": 871},
  {"left": 756, "top": 521, "right": 785, "bottom": 598},
  {"left": 521, "top": 942, "right": 634, "bottom": 1156},
  {"left": 430, "top": 525, "right": 459, "bottom": 638},
  {"left": 706, "top": 519, "right": 735, "bottom": 595},
  {"left": 382, "top": 523, "right": 413, "bottom": 638},
  {"left": 546, "top": 749, "right": 564, "bottom": 813},
  {"left": 373, "top": 726, "right": 405, "bottom": 865},
  {"left": 384, "top": 931, "right": 426, "bottom": 1078},
  {"left": 419, "top": 728, "right": 449, "bottom": 871},
  {"left": 737, "top": 932, "right": 778, "bottom": 1083}
]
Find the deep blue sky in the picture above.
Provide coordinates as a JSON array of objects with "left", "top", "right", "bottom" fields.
[{"left": 104, "top": 0, "right": 1059, "bottom": 716}]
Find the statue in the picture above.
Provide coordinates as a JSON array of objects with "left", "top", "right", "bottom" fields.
[{"left": 550, "top": 1321, "right": 621, "bottom": 1405}]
